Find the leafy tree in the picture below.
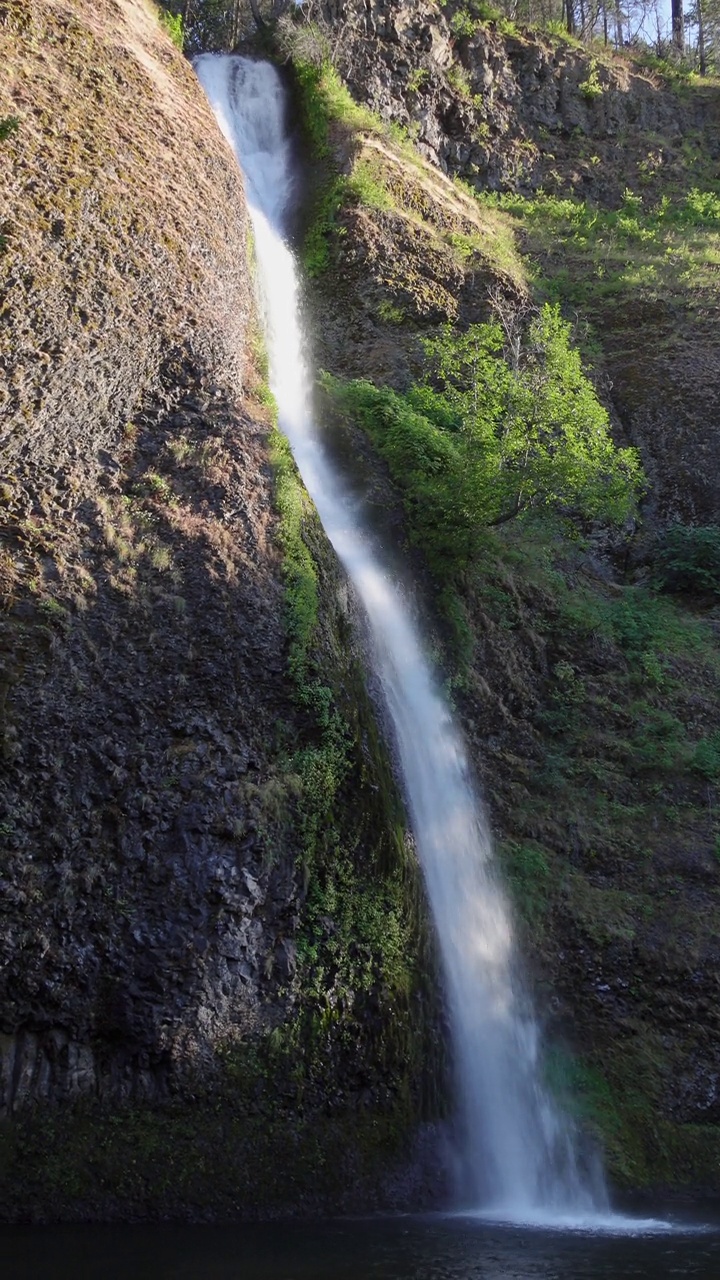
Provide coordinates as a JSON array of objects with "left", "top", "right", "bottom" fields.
[
  {"left": 325, "top": 306, "right": 642, "bottom": 577},
  {"left": 171, "top": 0, "right": 291, "bottom": 51},
  {"left": 420, "top": 305, "right": 642, "bottom": 528}
]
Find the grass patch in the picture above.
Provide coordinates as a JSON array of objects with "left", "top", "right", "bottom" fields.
[{"left": 478, "top": 187, "right": 720, "bottom": 310}]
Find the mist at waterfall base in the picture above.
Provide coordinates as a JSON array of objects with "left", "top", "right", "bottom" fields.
[{"left": 193, "top": 53, "right": 662, "bottom": 1233}]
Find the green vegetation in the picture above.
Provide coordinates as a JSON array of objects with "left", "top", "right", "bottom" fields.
[
  {"left": 292, "top": 53, "right": 467, "bottom": 279},
  {"left": 266, "top": 383, "right": 434, "bottom": 1130},
  {"left": 0, "top": 1072, "right": 424, "bottom": 1218},
  {"left": 579, "top": 61, "right": 605, "bottom": 101},
  {"left": 446, "top": 63, "right": 479, "bottom": 102},
  {"left": 407, "top": 67, "right": 429, "bottom": 93},
  {"left": 156, "top": 5, "right": 184, "bottom": 50},
  {"left": 270, "top": 427, "right": 318, "bottom": 682},
  {"left": 450, "top": 8, "right": 481, "bottom": 38},
  {"left": 478, "top": 529, "right": 720, "bottom": 1184},
  {"left": 315, "top": 245, "right": 719, "bottom": 1174},
  {"left": 290, "top": 33, "right": 529, "bottom": 300},
  {"left": 300, "top": 176, "right": 346, "bottom": 277},
  {"left": 480, "top": 186, "right": 720, "bottom": 309},
  {"left": 293, "top": 57, "right": 381, "bottom": 156},
  {"left": 498, "top": 839, "right": 551, "bottom": 927},
  {"left": 269, "top": 469, "right": 421, "bottom": 1019},
  {"left": 693, "top": 732, "right": 720, "bottom": 780},
  {"left": 323, "top": 306, "right": 641, "bottom": 579},
  {"left": 655, "top": 524, "right": 720, "bottom": 599},
  {"left": 292, "top": 60, "right": 396, "bottom": 276},
  {"left": 377, "top": 299, "right": 406, "bottom": 324},
  {"left": 444, "top": 0, "right": 516, "bottom": 36},
  {"left": 0, "top": 115, "right": 19, "bottom": 142}
]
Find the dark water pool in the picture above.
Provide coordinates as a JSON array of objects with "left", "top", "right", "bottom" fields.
[{"left": 3, "top": 1211, "right": 720, "bottom": 1280}]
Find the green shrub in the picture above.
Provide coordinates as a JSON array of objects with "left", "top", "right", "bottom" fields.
[
  {"left": 465, "top": 0, "right": 505, "bottom": 21},
  {"left": 692, "top": 733, "right": 720, "bottom": 780},
  {"left": 579, "top": 62, "right": 605, "bottom": 102},
  {"left": 681, "top": 189, "right": 720, "bottom": 227},
  {"left": 446, "top": 63, "right": 475, "bottom": 101},
  {"left": 322, "top": 306, "right": 642, "bottom": 580},
  {"left": 407, "top": 67, "right": 429, "bottom": 93},
  {"left": 631, "top": 708, "right": 688, "bottom": 772},
  {"left": 450, "top": 9, "right": 480, "bottom": 38},
  {"left": 0, "top": 115, "right": 19, "bottom": 142},
  {"left": 157, "top": 6, "right": 183, "bottom": 50},
  {"left": 655, "top": 524, "right": 720, "bottom": 598}
]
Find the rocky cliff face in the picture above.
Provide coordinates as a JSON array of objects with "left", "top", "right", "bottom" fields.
[
  {"left": 0, "top": 0, "right": 269, "bottom": 1113},
  {"left": 318, "top": 0, "right": 720, "bottom": 526},
  {"left": 0, "top": 0, "right": 439, "bottom": 1218},
  {"left": 328, "top": 0, "right": 720, "bottom": 200}
]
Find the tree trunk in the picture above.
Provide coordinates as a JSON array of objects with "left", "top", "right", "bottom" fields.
[
  {"left": 248, "top": 0, "right": 267, "bottom": 31},
  {"left": 614, "top": 0, "right": 623, "bottom": 47},
  {"left": 671, "top": 0, "right": 684, "bottom": 50},
  {"left": 697, "top": 0, "right": 707, "bottom": 73}
]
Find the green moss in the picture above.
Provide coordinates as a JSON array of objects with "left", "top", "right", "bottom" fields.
[
  {"left": 0, "top": 1081, "right": 422, "bottom": 1219},
  {"left": 544, "top": 1046, "right": 650, "bottom": 1186},
  {"left": 301, "top": 175, "right": 346, "bottom": 278},
  {"left": 261, "top": 353, "right": 442, "bottom": 1186},
  {"left": 497, "top": 839, "right": 551, "bottom": 928},
  {"left": 269, "top": 427, "right": 319, "bottom": 681}
]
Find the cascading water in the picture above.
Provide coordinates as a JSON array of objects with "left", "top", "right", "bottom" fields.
[{"left": 195, "top": 53, "right": 609, "bottom": 1223}]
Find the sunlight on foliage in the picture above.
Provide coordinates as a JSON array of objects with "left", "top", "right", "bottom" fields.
[{"left": 323, "top": 305, "right": 642, "bottom": 578}]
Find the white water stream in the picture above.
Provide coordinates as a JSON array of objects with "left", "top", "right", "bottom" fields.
[{"left": 195, "top": 53, "right": 611, "bottom": 1223}]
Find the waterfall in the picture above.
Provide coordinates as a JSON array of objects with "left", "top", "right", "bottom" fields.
[{"left": 194, "top": 53, "right": 609, "bottom": 1223}]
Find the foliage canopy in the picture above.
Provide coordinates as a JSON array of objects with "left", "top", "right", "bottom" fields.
[{"left": 325, "top": 305, "right": 642, "bottom": 577}]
